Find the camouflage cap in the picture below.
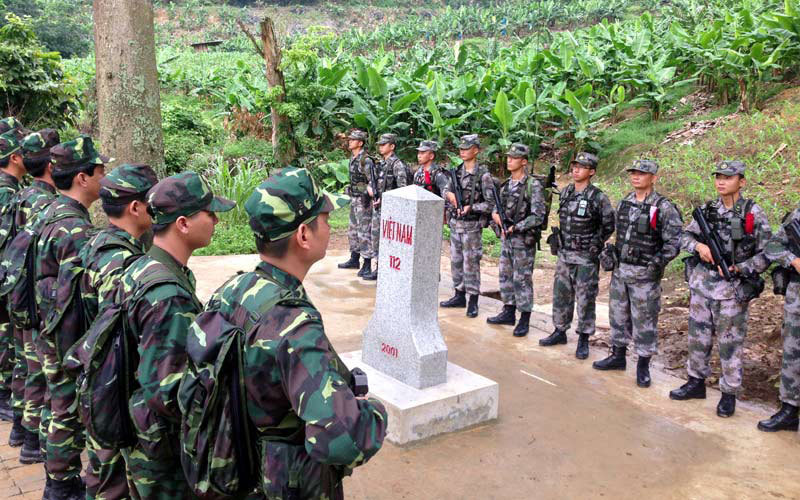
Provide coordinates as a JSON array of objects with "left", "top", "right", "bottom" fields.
[
  {"left": 458, "top": 134, "right": 481, "bottom": 149},
  {"left": 713, "top": 160, "right": 746, "bottom": 177},
  {"left": 506, "top": 143, "right": 530, "bottom": 158},
  {"left": 0, "top": 132, "right": 21, "bottom": 161},
  {"left": 572, "top": 151, "right": 598, "bottom": 169},
  {"left": 0, "top": 118, "right": 28, "bottom": 140},
  {"left": 245, "top": 166, "right": 349, "bottom": 242},
  {"left": 147, "top": 171, "right": 235, "bottom": 225},
  {"left": 50, "top": 135, "right": 113, "bottom": 173},
  {"left": 100, "top": 163, "right": 159, "bottom": 204},
  {"left": 21, "top": 129, "right": 60, "bottom": 160},
  {"left": 376, "top": 133, "right": 397, "bottom": 145},
  {"left": 348, "top": 129, "right": 368, "bottom": 141},
  {"left": 416, "top": 140, "right": 439, "bottom": 152},
  {"left": 626, "top": 159, "right": 659, "bottom": 174}
]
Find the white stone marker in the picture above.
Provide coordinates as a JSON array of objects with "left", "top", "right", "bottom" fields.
[
  {"left": 361, "top": 185, "right": 447, "bottom": 388},
  {"left": 345, "top": 185, "right": 499, "bottom": 445}
]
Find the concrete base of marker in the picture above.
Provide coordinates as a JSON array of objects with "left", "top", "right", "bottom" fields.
[{"left": 341, "top": 351, "right": 499, "bottom": 445}]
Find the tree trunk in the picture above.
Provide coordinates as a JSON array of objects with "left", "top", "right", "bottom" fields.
[{"left": 261, "top": 17, "right": 296, "bottom": 165}]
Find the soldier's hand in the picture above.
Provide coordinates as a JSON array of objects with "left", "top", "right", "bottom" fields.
[
  {"left": 506, "top": 225, "right": 515, "bottom": 235},
  {"left": 492, "top": 212, "right": 502, "bottom": 227},
  {"left": 696, "top": 243, "right": 714, "bottom": 264},
  {"left": 792, "top": 257, "right": 800, "bottom": 274},
  {"left": 446, "top": 192, "right": 457, "bottom": 206},
  {"left": 367, "top": 186, "right": 374, "bottom": 197},
  {"left": 373, "top": 198, "right": 381, "bottom": 208},
  {"left": 461, "top": 205, "right": 472, "bottom": 216}
]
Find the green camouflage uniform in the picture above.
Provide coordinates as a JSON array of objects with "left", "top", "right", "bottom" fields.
[
  {"left": 34, "top": 136, "right": 110, "bottom": 482},
  {"left": 0, "top": 117, "right": 29, "bottom": 141},
  {"left": 346, "top": 130, "right": 374, "bottom": 259},
  {"left": 495, "top": 144, "right": 547, "bottom": 313},
  {"left": 0, "top": 132, "right": 23, "bottom": 418},
  {"left": 12, "top": 130, "right": 59, "bottom": 440},
  {"left": 368, "top": 134, "right": 410, "bottom": 260},
  {"left": 73, "top": 164, "right": 157, "bottom": 500},
  {"left": 225, "top": 167, "right": 386, "bottom": 499},
  {"left": 682, "top": 162, "right": 772, "bottom": 395},
  {"left": 121, "top": 171, "right": 233, "bottom": 500},
  {"left": 766, "top": 206, "right": 800, "bottom": 414}
]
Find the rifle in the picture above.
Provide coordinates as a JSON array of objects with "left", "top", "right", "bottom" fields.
[
  {"left": 448, "top": 167, "right": 464, "bottom": 213},
  {"left": 545, "top": 164, "right": 559, "bottom": 193},
  {"left": 692, "top": 207, "right": 734, "bottom": 281},
  {"left": 786, "top": 219, "right": 800, "bottom": 257},
  {"left": 369, "top": 161, "right": 380, "bottom": 203},
  {"left": 491, "top": 183, "right": 511, "bottom": 234}
]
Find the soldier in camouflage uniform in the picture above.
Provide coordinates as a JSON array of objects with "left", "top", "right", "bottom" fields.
[
  {"left": 670, "top": 161, "right": 771, "bottom": 418},
  {"left": 486, "top": 144, "right": 546, "bottom": 337},
  {"left": 759, "top": 204, "right": 800, "bottom": 432},
  {"left": 412, "top": 140, "right": 450, "bottom": 197},
  {"left": 338, "top": 129, "right": 374, "bottom": 277},
  {"left": 593, "top": 160, "right": 683, "bottom": 389},
  {"left": 34, "top": 136, "right": 109, "bottom": 500},
  {"left": 539, "top": 152, "right": 615, "bottom": 359},
  {"left": 120, "top": 171, "right": 233, "bottom": 500},
  {"left": 9, "top": 129, "right": 59, "bottom": 465},
  {"left": 0, "top": 132, "right": 26, "bottom": 423},
  {"left": 364, "top": 133, "right": 411, "bottom": 280},
  {"left": 440, "top": 134, "right": 495, "bottom": 318},
  {"left": 222, "top": 167, "right": 387, "bottom": 499},
  {"left": 0, "top": 117, "right": 30, "bottom": 141},
  {"left": 73, "top": 164, "right": 157, "bottom": 499}
]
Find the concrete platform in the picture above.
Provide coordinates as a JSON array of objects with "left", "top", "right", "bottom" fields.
[{"left": 341, "top": 350, "right": 499, "bottom": 445}]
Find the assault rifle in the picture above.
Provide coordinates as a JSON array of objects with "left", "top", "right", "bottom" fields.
[
  {"left": 545, "top": 164, "right": 558, "bottom": 193},
  {"left": 369, "top": 161, "right": 379, "bottom": 202},
  {"left": 692, "top": 207, "right": 734, "bottom": 281},
  {"left": 491, "top": 183, "right": 511, "bottom": 234},
  {"left": 350, "top": 367, "right": 369, "bottom": 397},
  {"left": 449, "top": 167, "right": 464, "bottom": 213}
]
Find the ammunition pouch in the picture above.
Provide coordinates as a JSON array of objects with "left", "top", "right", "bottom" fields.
[
  {"left": 738, "top": 273, "right": 765, "bottom": 303},
  {"left": 772, "top": 266, "right": 792, "bottom": 296},
  {"left": 599, "top": 243, "right": 618, "bottom": 272},
  {"left": 546, "top": 227, "right": 561, "bottom": 256},
  {"left": 683, "top": 255, "right": 699, "bottom": 283}
]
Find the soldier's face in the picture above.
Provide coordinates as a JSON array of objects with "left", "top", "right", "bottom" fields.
[
  {"left": 459, "top": 146, "right": 478, "bottom": 161},
  {"left": 186, "top": 210, "right": 218, "bottom": 249},
  {"left": 378, "top": 143, "right": 394, "bottom": 156},
  {"left": 348, "top": 139, "right": 363, "bottom": 152},
  {"left": 417, "top": 150, "right": 433, "bottom": 165},
  {"left": 83, "top": 165, "right": 106, "bottom": 201},
  {"left": 629, "top": 170, "right": 655, "bottom": 190},
  {"left": 506, "top": 156, "right": 526, "bottom": 173},
  {"left": 714, "top": 173, "right": 745, "bottom": 195},
  {"left": 308, "top": 212, "right": 331, "bottom": 261},
  {"left": 571, "top": 164, "right": 593, "bottom": 182}
]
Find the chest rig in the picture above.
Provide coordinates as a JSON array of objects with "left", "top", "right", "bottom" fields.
[
  {"left": 456, "top": 164, "right": 488, "bottom": 221},
  {"left": 702, "top": 198, "right": 757, "bottom": 264},
  {"left": 617, "top": 195, "right": 665, "bottom": 266},
  {"left": 559, "top": 184, "right": 601, "bottom": 252}
]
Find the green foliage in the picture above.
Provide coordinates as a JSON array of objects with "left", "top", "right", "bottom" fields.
[
  {"left": 0, "top": 0, "right": 92, "bottom": 57},
  {"left": 0, "top": 13, "right": 79, "bottom": 128},
  {"left": 311, "top": 159, "right": 349, "bottom": 192},
  {"left": 161, "top": 97, "right": 218, "bottom": 174},
  {"left": 223, "top": 137, "right": 275, "bottom": 164},
  {"left": 194, "top": 222, "right": 256, "bottom": 256},
  {"left": 202, "top": 156, "right": 269, "bottom": 226}
]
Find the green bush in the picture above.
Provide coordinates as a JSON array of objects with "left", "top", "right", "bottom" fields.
[
  {"left": 0, "top": 0, "right": 92, "bottom": 58},
  {"left": 222, "top": 138, "right": 276, "bottom": 170},
  {"left": 162, "top": 98, "right": 218, "bottom": 174},
  {"left": 163, "top": 132, "right": 202, "bottom": 175},
  {"left": 202, "top": 156, "right": 268, "bottom": 226},
  {"left": 195, "top": 222, "right": 256, "bottom": 256}
]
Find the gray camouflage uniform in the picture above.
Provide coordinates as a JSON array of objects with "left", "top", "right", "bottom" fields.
[
  {"left": 449, "top": 166, "right": 494, "bottom": 296},
  {"left": 682, "top": 196, "right": 772, "bottom": 395},
  {"left": 765, "top": 206, "right": 800, "bottom": 410},
  {"left": 368, "top": 146, "right": 409, "bottom": 259},
  {"left": 347, "top": 139, "right": 374, "bottom": 260},
  {"left": 609, "top": 186, "right": 683, "bottom": 357},
  {"left": 552, "top": 183, "right": 615, "bottom": 335}
]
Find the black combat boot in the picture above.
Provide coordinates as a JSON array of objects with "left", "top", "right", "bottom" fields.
[
  {"left": 357, "top": 258, "right": 372, "bottom": 277},
  {"left": 487, "top": 305, "right": 515, "bottom": 325},
  {"left": 0, "top": 389, "right": 12, "bottom": 421},
  {"left": 575, "top": 333, "right": 590, "bottom": 360},
  {"left": 466, "top": 295, "right": 479, "bottom": 318},
  {"left": 717, "top": 393, "right": 736, "bottom": 418},
  {"left": 636, "top": 356, "right": 651, "bottom": 388},
  {"left": 539, "top": 329, "right": 567, "bottom": 346},
  {"left": 19, "top": 429, "right": 44, "bottom": 464},
  {"left": 758, "top": 403, "right": 800, "bottom": 432},
  {"left": 513, "top": 312, "right": 531, "bottom": 337},
  {"left": 592, "top": 346, "right": 627, "bottom": 370},
  {"left": 338, "top": 251, "right": 360, "bottom": 269},
  {"left": 363, "top": 267, "right": 378, "bottom": 281},
  {"left": 440, "top": 290, "right": 466, "bottom": 308},
  {"left": 45, "top": 476, "right": 85, "bottom": 500},
  {"left": 8, "top": 413, "right": 24, "bottom": 447},
  {"left": 669, "top": 376, "right": 706, "bottom": 400}
]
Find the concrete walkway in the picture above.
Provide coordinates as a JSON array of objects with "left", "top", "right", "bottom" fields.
[{"left": 2, "top": 250, "right": 797, "bottom": 499}]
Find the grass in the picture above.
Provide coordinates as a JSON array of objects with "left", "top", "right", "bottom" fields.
[{"left": 196, "top": 222, "right": 255, "bottom": 256}]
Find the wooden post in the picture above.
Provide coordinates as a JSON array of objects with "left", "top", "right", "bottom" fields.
[{"left": 260, "top": 18, "right": 296, "bottom": 165}]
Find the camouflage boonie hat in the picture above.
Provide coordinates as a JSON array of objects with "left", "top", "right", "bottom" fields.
[
  {"left": 0, "top": 118, "right": 28, "bottom": 140},
  {"left": 713, "top": 160, "right": 746, "bottom": 177},
  {"left": 147, "top": 171, "right": 235, "bottom": 225},
  {"left": 0, "top": 132, "right": 21, "bottom": 161},
  {"left": 100, "top": 164, "right": 159, "bottom": 203},
  {"left": 506, "top": 143, "right": 530, "bottom": 158},
  {"left": 458, "top": 134, "right": 480, "bottom": 149},
  {"left": 50, "top": 135, "right": 113, "bottom": 173},
  {"left": 348, "top": 129, "right": 368, "bottom": 141},
  {"left": 572, "top": 152, "right": 598, "bottom": 169},
  {"left": 416, "top": 140, "right": 439, "bottom": 152},
  {"left": 245, "top": 167, "right": 349, "bottom": 242},
  {"left": 376, "top": 133, "right": 397, "bottom": 145},
  {"left": 626, "top": 159, "right": 659, "bottom": 174},
  {"left": 21, "top": 129, "right": 60, "bottom": 160}
]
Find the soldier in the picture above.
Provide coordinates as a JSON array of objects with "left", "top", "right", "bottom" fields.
[
  {"left": 34, "top": 135, "right": 109, "bottom": 499},
  {"left": 121, "top": 171, "right": 233, "bottom": 499},
  {"left": 0, "top": 132, "right": 26, "bottom": 423},
  {"left": 759, "top": 204, "right": 800, "bottom": 432},
  {"left": 74, "top": 164, "right": 157, "bottom": 499},
  {"left": 9, "top": 129, "right": 59, "bottom": 465},
  {"left": 412, "top": 140, "right": 450, "bottom": 197},
  {"left": 670, "top": 161, "right": 771, "bottom": 418},
  {"left": 539, "top": 152, "right": 615, "bottom": 359},
  {"left": 593, "top": 160, "right": 682, "bottom": 388},
  {"left": 486, "top": 144, "right": 546, "bottom": 337},
  {"left": 439, "top": 134, "right": 494, "bottom": 318},
  {"left": 213, "top": 167, "right": 387, "bottom": 499},
  {"left": 364, "top": 133, "right": 411, "bottom": 280},
  {"left": 338, "top": 129, "right": 374, "bottom": 277},
  {"left": 0, "top": 117, "right": 29, "bottom": 141}
]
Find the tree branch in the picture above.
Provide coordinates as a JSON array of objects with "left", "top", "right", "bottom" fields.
[{"left": 237, "top": 20, "right": 263, "bottom": 57}]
